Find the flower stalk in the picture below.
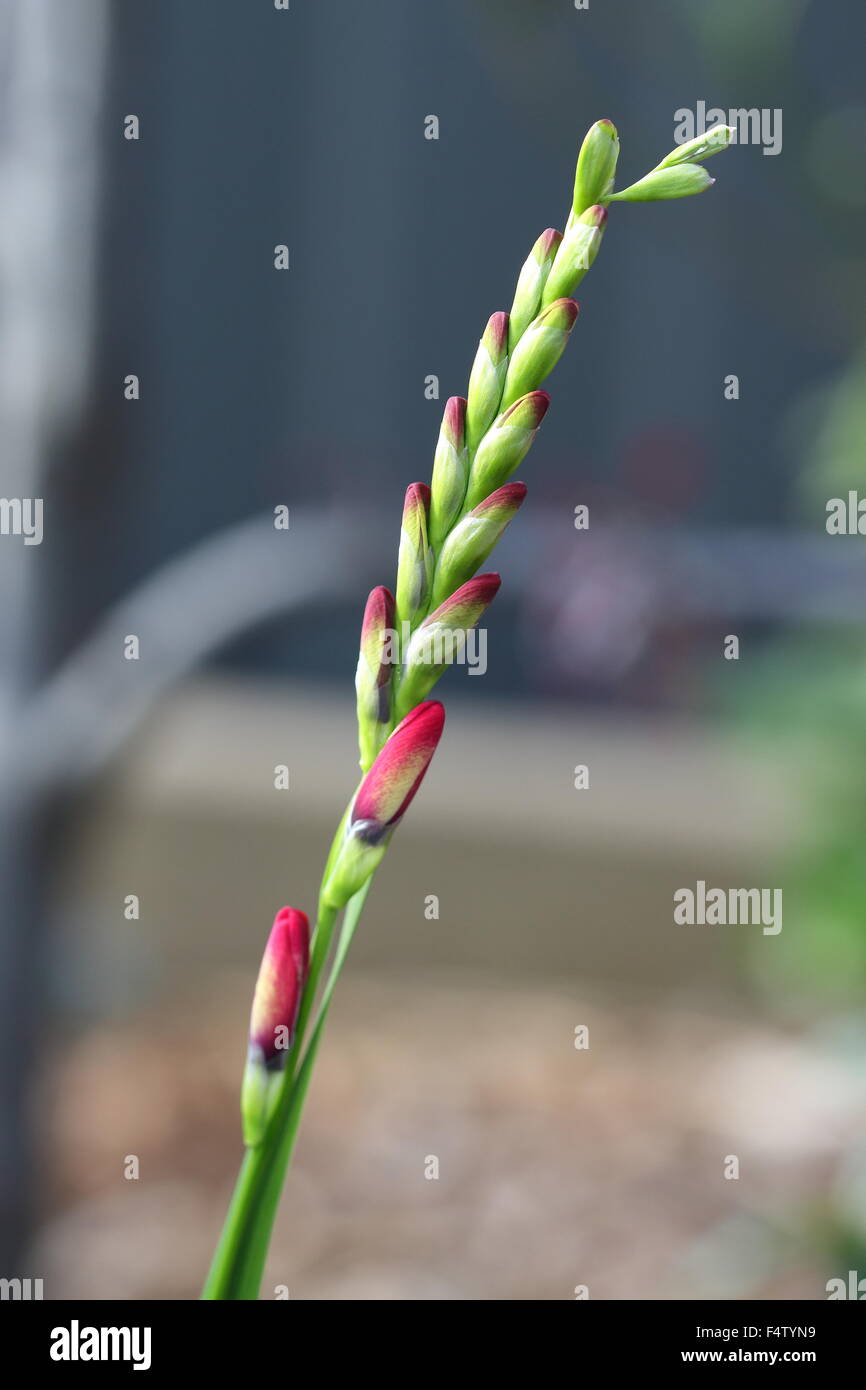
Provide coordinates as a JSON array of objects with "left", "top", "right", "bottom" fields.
[{"left": 203, "top": 111, "right": 732, "bottom": 1299}]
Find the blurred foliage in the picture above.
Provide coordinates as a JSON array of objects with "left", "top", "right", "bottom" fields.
[
  {"left": 729, "top": 632, "right": 866, "bottom": 1013},
  {"left": 791, "top": 351, "right": 866, "bottom": 512},
  {"left": 676, "top": 0, "right": 810, "bottom": 67}
]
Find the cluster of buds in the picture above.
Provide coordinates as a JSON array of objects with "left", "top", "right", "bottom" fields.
[
  {"left": 349, "top": 115, "right": 732, "bottom": 782},
  {"left": 243, "top": 113, "right": 733, "bottom": 1143},
  {"left": 216, "top": 113, "right": 735, "bottom": 1297},
  {"left": 241, "top": 907, "right": 310, "bottom": 1147},
  {"left": 606, "top": 122, "right": 733, "bottom": 203}
]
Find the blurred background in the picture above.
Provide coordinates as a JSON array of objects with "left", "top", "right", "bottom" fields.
[{"left": 2, "top": 0, "right": 866, "bottom": 1299}]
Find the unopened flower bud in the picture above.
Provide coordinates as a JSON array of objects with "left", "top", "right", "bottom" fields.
[
  {"left": 500, "top": 298, "right": 578, "bottom": 409},
  {"left": 322, "top": 702, "right": 446, "bottom": 908},
  {"left": 355, "top": 586, "right": 396, "bottom": 772},
  {"left": 431, "top": 484, "right": 526, "bottom": 607},
  {"left": 508, "top": 228, "right": 562, "bottom": 347},
  {"left": 241, "top": 907, "right": 310, "bottom": 1147},
  {"left": 395, "top": 483, "right": 433, "bottom": 629},
  {"left": 542, "top": 206, "right": 607, "bottom": 304},
  {"left": 573, "top": 119, "right": 620, "bottom": 217},
  {"left": 429, "top": 396, "right": 468, "bottom": 550},
  {"left": 607, "top": 163, "right": 714, "bottom": 202},
  {"left": 465, "top": 391, "right": 549, "bottom": 509},
  {"left": 466, "top": 311, "right": 510, "bottom": 455},
  {"left": 399, "top": 573, "right": 501, "bottom": 710},
  {"left": 656, "top": 124, "right": 733, "bottom": 168}
]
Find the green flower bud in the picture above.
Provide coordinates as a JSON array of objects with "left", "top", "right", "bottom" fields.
[
  {"left": 500, "top": 298, "right": 578, "bottom": 410},
  {"left": 428, "top": 396, "right": 468, "bottom": 551},
  {"left": 465, "top": 391, "right": 549, "bottom": 509},
  {"left": 399, "top": 575, "right": 501, "bottom": 712},
  {"left": 465, "top": 311, "right": 510, "bottom": 455},
  {"left": 607, "top": 163, "right": 714, "bottom": 202},
  {"left": 431, "top": 483, "right": 527, "bottom": 607},
  {"left": 656, "top": 124, "right": 733, "bottom": 168},
  {"left": 573, "top": 119, "right": 620, "bottom": 217},
  {"left": 508, "top": 228, "right": 562, "bottom": 348},
  {"left": 355, "top": 586, "right": 396, "bottom": 772},
  {"left": 541, "top": 206, "right": 607, "bottom": 305},
  {"left": 395, "top": 483, "right": 433, "bottom": 630}
]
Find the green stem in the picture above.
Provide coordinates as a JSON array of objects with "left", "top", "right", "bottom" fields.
[{"left": 201, "top": 882, "right": 371, "bottom": 1299}]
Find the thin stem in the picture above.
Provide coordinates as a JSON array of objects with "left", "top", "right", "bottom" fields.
[{"left": 201, "top": 881, "right": 371, "bottom": 1300}]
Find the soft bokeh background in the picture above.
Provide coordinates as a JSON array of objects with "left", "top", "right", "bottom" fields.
[{"left": 2, "top": 0, "right": 866, "bottom": 1299}]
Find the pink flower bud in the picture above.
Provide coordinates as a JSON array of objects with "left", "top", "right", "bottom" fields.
[
  {"left": 322, "top": 702, "right": 446, "bottom": 908},
  {"left": 248, "top": 907, "right": 310, "bottom": 1065},
  {"left": 352, "top": 700, "right": 446, "bottom": 838},
  {"left": 356, "top": 585, "right": 397, "bottom": 770}
]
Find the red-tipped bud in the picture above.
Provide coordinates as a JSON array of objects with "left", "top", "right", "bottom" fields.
[
  {"left": 431, "top": 483, "right": 527, "bottom": 605},
  {"left": 242, "top": 906, "right": 311, "bottom": 1146},
  {"left": 542, "top": 205, "right": 607, "bottom": 304},
  {"left": 500, "top": 298, "right": 579, "bottom": 409},
  {"left": 395, "top": 482, "right": 433, "bottom": 628},
  {"left": 466, "top": 311, "right": 511, "bottom": 454},
  {"left": 500, "top": 390, "right": 550, "bottom": 429},
  {"left": 509, "top": 228, "right": 564, "bottom": 346},
  {"left": 581, "top": 203, "right": 608, "bottom": 229},
  {"left": 536, "top": 297, "right": 580, "bottom": 331},
  {"left": 481, "top": 310, "right": 510, "bottom": 363},
  {"left": 421, "top": 572, "right": 502, "bottom": 631},
  {"left": 472, "top": 481, "right": 528, "bottom": 522},
  {"left": 352, "top": 700, "right": 446, "bottom": 832},
  {"left": 355, "top": 585, "right": 397, "bottom": 771},
  {"left": 322, "top": 703, "right": 447, "bottom": 908},
  {"left": 465, "top": 391, "right": 549, "bottom": 508},
  {"left": 536, "top": 228, "right": 564, "bottom": 261},
  {"left": 440, "top": 394, "right": 466, "bottom": 451},
  {"left": 399, "top": 573, "right": 501, "bottom": 709},
  {"left": 248, "top": 907, "right": 310, "bottom": 1064},
  {"left": 429, "top": 396, "right": 469, "bottom": 550}
]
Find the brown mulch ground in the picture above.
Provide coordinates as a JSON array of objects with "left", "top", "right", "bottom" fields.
[{"left": 30, "top": 973, "right": 864, "bottom": 1300}]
